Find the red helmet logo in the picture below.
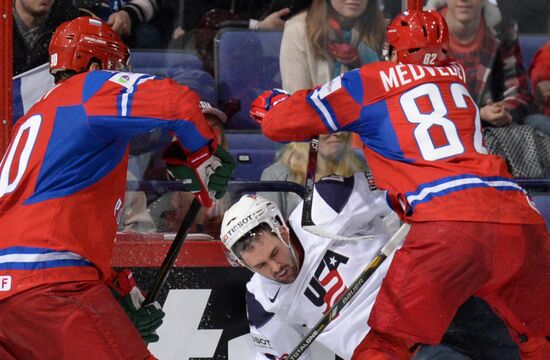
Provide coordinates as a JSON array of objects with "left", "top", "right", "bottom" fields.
[
  {"left": 386, "top": 10, "right": 449, "bottom": 66},
  {"left": 48, "top": 17, "right": 130, "bottom": 75}
]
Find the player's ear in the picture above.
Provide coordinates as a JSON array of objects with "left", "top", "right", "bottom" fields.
[
  {"left": 390, "top": 49, "right": 398, "bottom": 63},
  {"left": 279, "top": 226, "right": 290, "bottom": 245}
]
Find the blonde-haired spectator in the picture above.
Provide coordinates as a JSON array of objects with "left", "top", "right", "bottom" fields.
[{"left": 260, "top": 132, "right": 367, "bottom": 218}]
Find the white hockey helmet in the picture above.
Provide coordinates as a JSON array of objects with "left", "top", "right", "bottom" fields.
[{"left": 221, "top": 194, "right": 286, "bottom": 253}]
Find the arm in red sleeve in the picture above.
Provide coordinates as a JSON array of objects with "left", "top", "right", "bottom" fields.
[
  {"left": 261, "top": 74, "right": 363, "bottom": 142},
  {"left": 84, "top": 72, "right": 216, "bottom": 153}
]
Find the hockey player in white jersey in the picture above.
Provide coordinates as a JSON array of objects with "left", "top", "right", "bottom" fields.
[
  {"left": 221, "top": 172, "right": 523, "bottom": 360},
  {"left": 221, "top": 173, "right": 401, "bottom": 359}
]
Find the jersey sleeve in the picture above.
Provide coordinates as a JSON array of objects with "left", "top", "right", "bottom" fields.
[
  {"left": 83, "top": 71, "right": 216, "bottom": 153},
  {"left": 262, "top": 72, "right": 363, "bottom": 143},
  {"left": 246, "top": 290, "right": 313, "bottom": 359}
]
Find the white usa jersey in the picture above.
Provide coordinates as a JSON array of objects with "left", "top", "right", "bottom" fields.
[{"left": 245, "top": 172, "right": 399, "bottom": 359}]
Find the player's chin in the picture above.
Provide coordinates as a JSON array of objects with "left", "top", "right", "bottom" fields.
[{"left": 275, "top": 267, "right": 297, "bottom": 284}]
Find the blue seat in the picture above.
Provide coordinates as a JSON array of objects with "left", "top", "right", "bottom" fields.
[
  {"left": 518, "top": 34, "right": 547, "bottom": 72},
  {"left": 132, "top": 50, "right": 217, "bottom": 104},
  {"left": 215, "top": 29, "right": 283, "bottom": 130},
  {"left": 131, "top": 50, "right": 203, "bottom": 74},
  {"left": 532, "top": 195, "right": 550, "bottom": 231},
  {"left": 225, "top": 131, "right": 283, "bottom": 180}
]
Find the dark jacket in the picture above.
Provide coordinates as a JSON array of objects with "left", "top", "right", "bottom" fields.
[{"left": 13, "top": 0, "right": 78, "bottom": 76}]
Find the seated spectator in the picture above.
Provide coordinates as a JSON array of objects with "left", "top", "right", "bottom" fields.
[
  {"left": 426, "top": 0, "right": 550, "bottom": 178},
  {"left": 260, "top": 132, "right": 366, "bottom": 218},
  {"left": 74, "top": 0, "right": 164, "bottom": 48},
  {"left": 119, "top": 171, "right": 156, "bottom": 233},
  {"left": 147, "top": 101, "right": 229, "bottom": 236},
  {"left": 13, "top": 0, "right": 78, "bottom": 76},
  {"left": 165, "top": 0, "right": 293, "bottom": 74},
  {"left": 280, "top": 0, "right": 385, "bottom": 94},
  {"left": 525, "top": 33, "right": 550, "bottom": 135},
  {"left": 280, "top": 0, "right": 385, "bottom": 147}
]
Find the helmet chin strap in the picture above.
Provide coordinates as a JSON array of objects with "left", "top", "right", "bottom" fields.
[{"left": 275, "top": 225, "right": 300, "bottom": 274}]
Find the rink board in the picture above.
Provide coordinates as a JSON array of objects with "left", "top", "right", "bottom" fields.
[{"left": 112, "top": 233, "right": 339, "bottom": 359}]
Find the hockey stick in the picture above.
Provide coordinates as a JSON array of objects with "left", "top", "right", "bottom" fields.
[
  {"left": 286, "top": 223, "right": 410, "bottom": 360},
  {"left": 143, "top": 198, "right": 202, "bottom": 305},
  {"left": 301, "top": 136, "right": 319, "bottom": 227}
]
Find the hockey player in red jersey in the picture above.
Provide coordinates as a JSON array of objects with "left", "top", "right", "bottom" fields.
[
  {"left": 0, "top": 17, "right": 234, "bottom": 359},
  {"left": 251, "top": 9, "right": 550, "bottom": 360}
]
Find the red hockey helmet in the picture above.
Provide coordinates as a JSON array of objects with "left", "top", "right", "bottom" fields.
[
  {"left": 48, "top": 17, "right": 130, "bottom": 74},
  {"left": 386, "top": 10, "right": 449, "bottom": 66}
]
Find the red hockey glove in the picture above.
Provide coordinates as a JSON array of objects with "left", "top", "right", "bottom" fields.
[
  {"left": 250, "top": 89, "right": 290, "bottom": 124},
  {"left": 109, "top": 269, "right": 165, "bottom": 343},
  {"left": 163, "top": 140, "right": 235, "bottom": 208}
]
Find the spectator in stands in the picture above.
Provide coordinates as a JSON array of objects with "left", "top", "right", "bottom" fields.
[
  {"left": 74, "top": 0, "right": 163, "bottom": 48},
  {"left": 280, "top": 0, "right": 385, "bottom": 147},
  {"left": 167, "top": 0, "right": 302, "bottom": 43},
  {"left": 426, "top": 0, "right": 550, "bottom": 178},
  {"left": 164, "top": 0, "right": 295, "bottom": 74},
  {"left": 525, "top": 32, "right": 550, "bottom": 135},
  {"left": 13, "top": 0, "right": 78, "bottom": 76},
  {"left": 280, "top": 0, "right": 385, "bottom": 94},
  {"left": 148, "top": 101, "right": 229, "bottom": 235},
  {"left": 119, "top": 172, "right": 157, "bottom": 233},
  {"left": 260, "top": 132, "right": 366, "bottom": 218}
]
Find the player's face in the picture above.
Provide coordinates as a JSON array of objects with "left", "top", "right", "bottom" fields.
[
  {"left": 240, "top": 230, "right": 298, "bottom": 284},
  {"left": 16, "top": 0, "right": 55, "bottom": 17},
  {"left": 319, "top": 132, "right": 349, "bottom": 161},
  {"left": 330, "top": 0, "right": 368, "bottom": 20},
  {"left": 447, "top": 0, "right": 483, "bottom": 24}
]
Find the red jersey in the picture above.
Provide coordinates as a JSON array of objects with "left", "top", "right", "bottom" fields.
[
  {"left": 529, "top": 41, "right": 550, "bottom": 116},
  {"left": 262, "top": 61, "right": 543, "bottom": 224},
  {"left": 0, "top": 71, "right": 216, "bottom": 300}
]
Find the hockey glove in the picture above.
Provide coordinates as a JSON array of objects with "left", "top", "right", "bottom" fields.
[
  {"left": 163, "top": 141, "right": 235, "bottom": 207},
  {"left": 250, "top": 89, "right": 290, "bottom": 124},
  {"left": 109, "top": 269, "right": 165, "bottom": 343}
]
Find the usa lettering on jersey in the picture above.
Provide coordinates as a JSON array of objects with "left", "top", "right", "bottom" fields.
[{"left": 304, "top": 250, "right": 349, "bottom": 314}]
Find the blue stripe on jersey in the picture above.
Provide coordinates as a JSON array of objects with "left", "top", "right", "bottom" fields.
[
  {"left": 26, "top": 105, "right": 128, "bottom": 205},
  {"left": 246, "top": 290, "right": 275, "bottom": 329},
  {"left": 88, "top": 115, "right": 211, "bottom": 152},
  {"left": 0, "top": 259, "right": 92, "bottom": 270},
  {"left": 307, "top": 89, "right": 340, "bottom": 132},
  {"left": 405, "top": 175, "right": 526, "bottom": 211},
  {"left": 342, "top": 99, "right": 413, "bottom": 162},
  {"left": 0, "top": 246, "right": 58, "bottom": 255},
  {"left": 341, "top": 69, "right": 364, "bottom": 105},
  {"left": 0, "top": 246, "right": 91, "bottom": 270},
  {"left": 82, "top": 71, "right": 114, "bottom": 103}
]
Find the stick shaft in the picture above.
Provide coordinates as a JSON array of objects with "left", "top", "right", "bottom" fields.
[
  {"left": 144, "top": 198, "right": 202, "bottom": 305},
  {"left": 287, "top": 224, "right": 410, "bottom": 359},
  {"left": 301, "top": 136, "right": 319, "bottom": 227}
]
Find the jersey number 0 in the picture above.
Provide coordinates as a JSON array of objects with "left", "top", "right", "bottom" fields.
[{"left": 0, "top": 115, "right": 42, "bottom": 197}]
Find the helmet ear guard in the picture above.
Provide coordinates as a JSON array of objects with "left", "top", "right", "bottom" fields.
[
  {"left": 49, "top": 17, "right": 130, "bottom": 75},
  {"left": 386, "top": 10, "right": 450, "bottom": 66}
]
